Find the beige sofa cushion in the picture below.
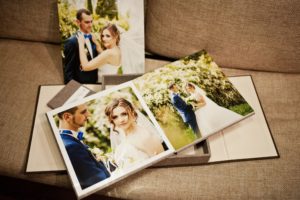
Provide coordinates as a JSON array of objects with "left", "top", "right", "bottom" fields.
[
  {"left": 0, "top": 40, "right": 299, "bottom": 199},
  {"left": 146, "top": 0, "right": 300, "bottom": 73},
  {"left": 0, "top": 0, "right": 60, "bottom": 43}
]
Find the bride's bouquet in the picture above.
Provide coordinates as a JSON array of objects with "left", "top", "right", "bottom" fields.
[{"left": 185, "top": 96, "right": 206, "bottom": 110}]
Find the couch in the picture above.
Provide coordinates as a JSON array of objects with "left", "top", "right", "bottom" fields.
[{"left": 0, "top": 0, "right": 299, "bottom": 199}]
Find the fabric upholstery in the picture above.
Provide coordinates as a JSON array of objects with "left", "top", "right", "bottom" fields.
[
  {"left": 0, "top": 0, "right": 60, "bottom": 43},
  {"left": 0, "top": 0, "right": 300, "bottom": 199},
  {"left": 146, "top": 0, "right": 300, "bottom": 73},
  {"left": 0, "top": 40, "right": 299, "bottom": 199}
]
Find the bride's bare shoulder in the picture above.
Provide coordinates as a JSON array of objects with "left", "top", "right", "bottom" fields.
[
  {"left": 105, "top": 47, "right": 120, "bottom": 55},
  {"left": 101, "top": 48, "right": 121, "bottom": 62}
]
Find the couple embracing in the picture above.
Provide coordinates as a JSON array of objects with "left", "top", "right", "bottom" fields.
[
  {"left": 58, "top": 98, "right": 164, "bottom": 189},
  {"left": 64, "top": 8, "right": 120, "bottom": 84},
  {"left": 64, "top": 8, "right": 141, "bottom": 84},
  {"left": 169, "top": 82, "right": 242, "bottom": 137}
]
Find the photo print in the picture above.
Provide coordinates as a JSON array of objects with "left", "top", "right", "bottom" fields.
[
  {"left": 133, "top": 50, "right": 254, "bottom": 150},
  {"left": 47, "top": 82, "right": 173, "bottom": 198},
  {"left": 57, "top": 0, "right": 145, "bottom": 84}
]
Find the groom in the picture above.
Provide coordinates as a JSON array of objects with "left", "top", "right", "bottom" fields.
[
  {"left": 168, "top": 83, "right": 200, "bottom": 135},
  {"left": 63, "top": 8, "right": 98, "bottom": 84},
  {"left": 58, "top": 104, "right": 110, "bottom": 189}
]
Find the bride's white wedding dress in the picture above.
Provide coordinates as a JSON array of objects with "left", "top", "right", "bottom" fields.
[
  {"left": 112, "top": 127, "right": 150, "bottom": 170},
  {"left": 116, "top": 0, "right": 145, "bottom": 74},
  {"left": 110, "top": 111, "right": 163, "bottom": 170},
  {"left": 190, "top": 85, "right": 242, "bottom": 137},
  {"left": 111, "top": 125, "right": 164, "bottom": 170},
  {"left": 97, "top": 63, "right": 120, "bottom": 82}
]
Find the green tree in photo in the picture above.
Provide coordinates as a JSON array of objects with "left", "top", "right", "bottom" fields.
[
  {"left": 58, "top": 0, "right": 132, "bottom": 61},
  {"left": 95, "top": 0, "right": 118, "bottom": 20},
  {"left": 134, "top": 50, "right": 254, "bottom": 149},
  {"left": 86, "top": 0, "right": 93, "bottom": 13},
  {"left": 57, "top": 0, "right": 78, "bottom": 42},
  {"left": 57, "top": 0, "right": 122, "bottom": 42}
]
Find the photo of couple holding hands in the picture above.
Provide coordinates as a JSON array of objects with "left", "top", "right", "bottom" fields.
[
  {"left": 132, "top": 51, "right": 254, "bottom": 150},
  {"left": 168, "top": 81, "right": 242, "bottom": 138},
  {"left": 59, "top": 0, "right": 144, "bottom": 84},
  {"left": 54, "top": 86, "right": 168, "bottom": 190}
]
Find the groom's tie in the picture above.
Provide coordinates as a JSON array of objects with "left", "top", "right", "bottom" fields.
[
  {"left": 61, "top": 130, "right": 84, "bottom": 141},
  {"left": 84, "top": 34, "right": 92, "bottom": 40},
  {"left": 83, "top": 34, "right": 94, "bottom": 58},
  {"left": 77, "top": 131, "right": 84, "bottom": 141}
]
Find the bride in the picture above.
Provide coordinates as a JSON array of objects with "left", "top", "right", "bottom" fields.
[
  {"left": 185, "top": 82, "right": 242, "bottom": 137},
  {"left": 77, "top": 24, "right": 121, "bottom": 82},
  {"left": 105, "top": 98, "right": 164, "bottom": 170}
]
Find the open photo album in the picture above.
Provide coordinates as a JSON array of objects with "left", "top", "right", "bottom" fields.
[
  {"left": 57, "top": 0, "right": 145, "bottom": 84},
  {"left": 46, "top": 50, "right": 254, "bottom": 198}
]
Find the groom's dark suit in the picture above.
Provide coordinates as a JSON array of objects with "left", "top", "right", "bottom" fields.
[
  {"left": 60, "top": 133, "right": 110, "bottom": 189},
  {"left": 170, "top": 93, "right": 200, "bottom": 135},
  {"left": 63, "top": 33, "right": 98, "bottom": 84}
]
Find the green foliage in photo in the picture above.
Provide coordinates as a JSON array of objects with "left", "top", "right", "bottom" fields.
[
  {"left": 134, "top": 50, "right": 253, "bottom": 149},
  {"left": 54, "top": 87, "right": 144, "bottom": 160},
  {"left": 155, "top": 106, "right": 197, "bottom": 149},
  {"left": 58, "top": 0, "right": 129, "bottom": 42}
]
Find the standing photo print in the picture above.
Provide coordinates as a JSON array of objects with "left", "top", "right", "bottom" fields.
[{"left": 58, "top": 0, "right": 145, "bottom": 84}]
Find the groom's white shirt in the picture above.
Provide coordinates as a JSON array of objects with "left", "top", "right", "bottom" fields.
[{"left": 79, "top": 31, "right": 94, "bottom": 59}]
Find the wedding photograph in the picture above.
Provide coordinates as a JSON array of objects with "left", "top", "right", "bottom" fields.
[
  {"left": 57, "top": 0, "right": 145, "bottom": 84},
  {"left": 46, "top": 82, "right": 173, "bottom": 197},
  {"left": 133, "top": 50, "right": 254, "bottom": 150}
]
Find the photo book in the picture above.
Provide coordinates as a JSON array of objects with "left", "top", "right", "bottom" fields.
[
  {"left": 26, "top": 75, "right": 278, "bottom": 172},
  {"left": 26, "top": 79, "right": 210, "bottom": 173},
  {"left": 98, "top": 74, "right": 278, "bottom": 165},
  {"left": 46, "top": 50, "right": 255, "bottom": 198},
  {"left": 57, "top": 0, "right": 145, "bottom": 84}
]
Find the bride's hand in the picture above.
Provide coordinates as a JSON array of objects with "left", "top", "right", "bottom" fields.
[
  {"left": 92, "top": 33, "right": 103, "bottom": 53},
  {"left": 91, "top": 33, "right": 99, "bottom": 44},
  {"left": 197, "top": 96, "right": 206, "bottom": 107},
  {"left": 76, "top": 33, "right": 85, "bottom": 46}
]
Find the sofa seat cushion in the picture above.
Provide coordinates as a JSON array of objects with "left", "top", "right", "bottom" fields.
[{"left": 0, "top": 40, "right": 299, "bottom": 198}]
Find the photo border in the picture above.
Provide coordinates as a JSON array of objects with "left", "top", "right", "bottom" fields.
[{"left": 46, "top": 81, "right": 174, "bottom": 198}]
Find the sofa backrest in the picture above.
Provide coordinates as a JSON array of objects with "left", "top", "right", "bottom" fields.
[
  {"left": 1, "top": 0, "right": 299, "bottom": 73},
  {"left": 0, "top": 0, "right": 60, "bottom": 44},
  {"left": 145, "top": 0, "right": 300, "bottom": 73}
]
